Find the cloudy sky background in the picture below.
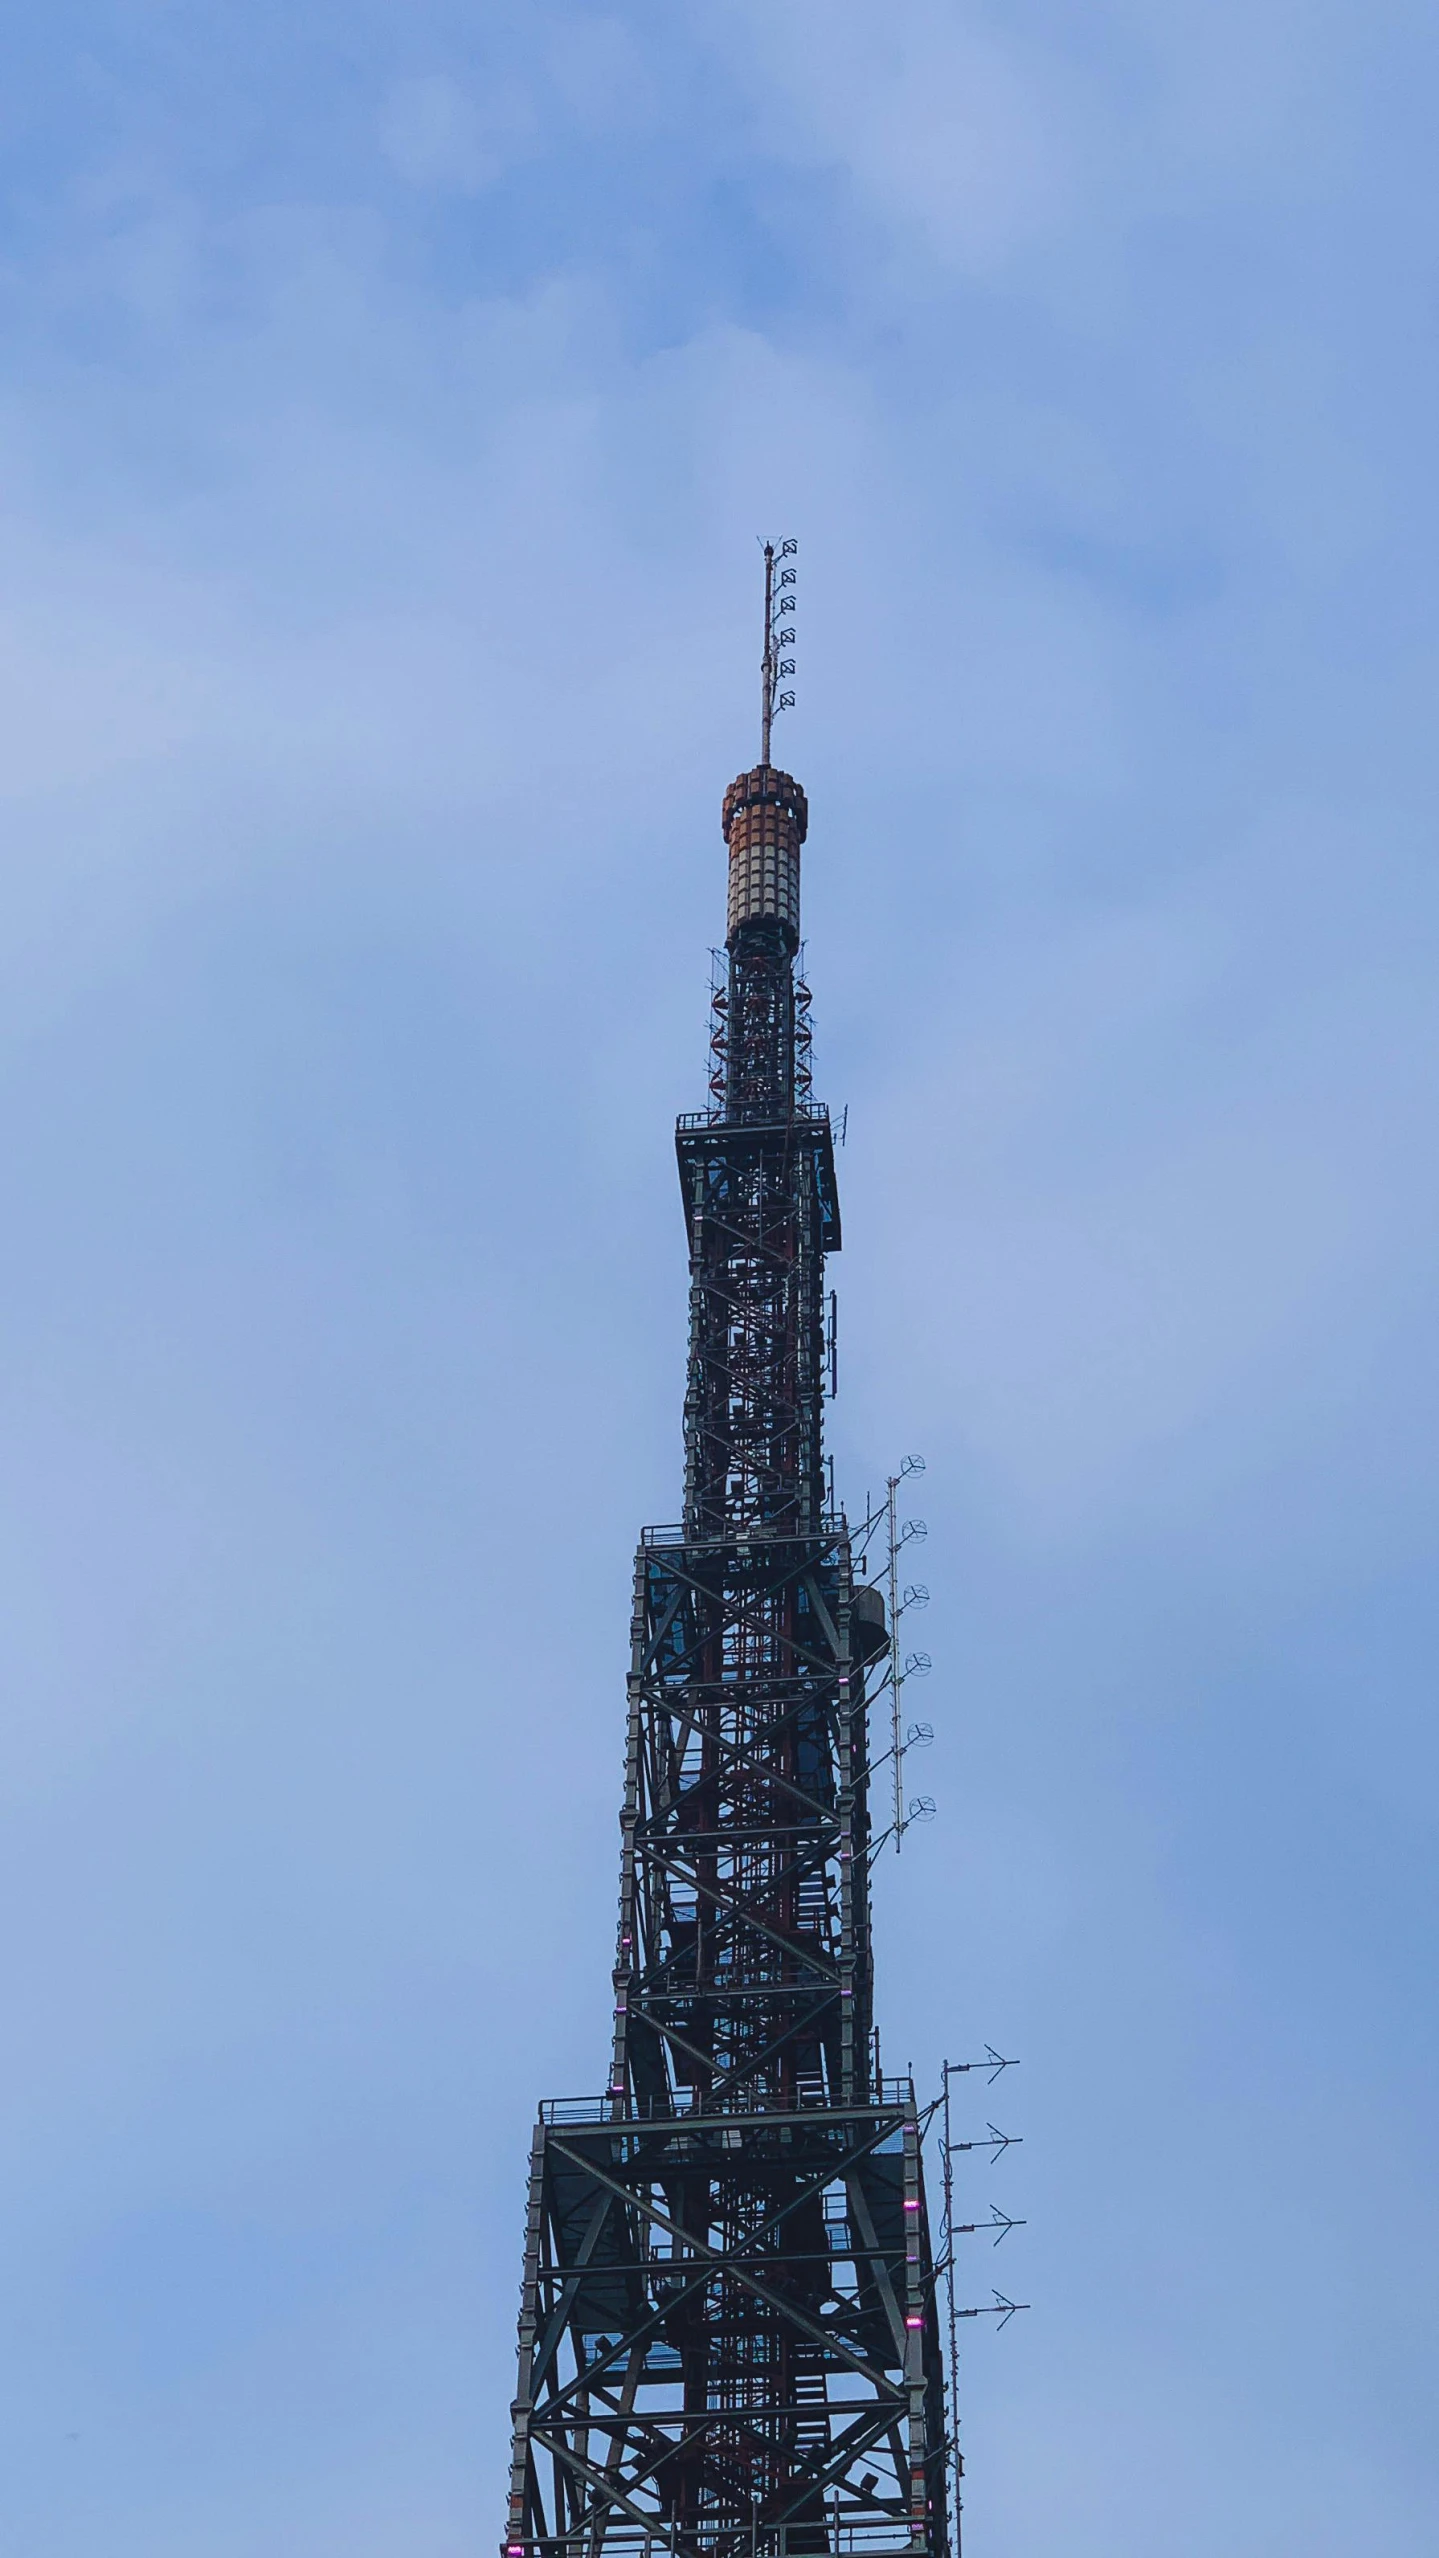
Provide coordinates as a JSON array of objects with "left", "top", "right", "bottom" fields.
[{"left": 1, "top": 2, "right": 1436, "bottom": 2551}]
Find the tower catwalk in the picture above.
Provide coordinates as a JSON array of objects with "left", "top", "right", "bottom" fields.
[{"left": 503, "top": 558, "right": 950, "bottom": 2558}]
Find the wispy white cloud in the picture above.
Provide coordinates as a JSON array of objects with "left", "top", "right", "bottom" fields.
[{"left": 378, "top": 70, "right": 535, "bottom": 193}]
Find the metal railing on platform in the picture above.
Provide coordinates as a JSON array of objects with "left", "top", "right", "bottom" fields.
[
  {"left": 539, "top": 2082, "right": 912, "bottom": 2126},
  {"left": 640, "top": 1517, "right": 848, "bottom": 1551},
  {"left": 675, "top": 1102, "right": 831, "bottom": 1131}
]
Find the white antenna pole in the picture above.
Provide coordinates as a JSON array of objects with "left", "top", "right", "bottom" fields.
[
  {"left": 888, "top": 1474, "right": 905, "bottom": 1851},
  {"left": 760, "top": 540, "right": 775, "bottom": 764},
  {"left": 757, "top": 537, "right": 796, "bottom": 766}
]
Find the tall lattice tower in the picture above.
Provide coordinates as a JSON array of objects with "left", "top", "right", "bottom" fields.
[{"left": 503, "top": 551, "right": 950, "bottom": 2558}]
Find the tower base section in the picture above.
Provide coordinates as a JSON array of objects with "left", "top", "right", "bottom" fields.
[{"left": 504, "top": 2089, "right": 949, "bottom": 2558}]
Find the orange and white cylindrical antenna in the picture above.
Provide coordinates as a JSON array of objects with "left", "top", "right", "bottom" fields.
[{"left": 725, "top": 539, "right": 805, "bottom": 945}]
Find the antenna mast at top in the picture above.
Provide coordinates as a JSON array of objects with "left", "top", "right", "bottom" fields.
[{"left": 759, "top": 537, "right": 797, "bottom": 764}]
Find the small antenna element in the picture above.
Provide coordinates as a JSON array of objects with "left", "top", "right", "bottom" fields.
[{"left": 759, "top": 538, "right": 797, "bottom": 765}]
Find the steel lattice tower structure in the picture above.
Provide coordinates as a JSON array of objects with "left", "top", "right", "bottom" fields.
[{"left": 503, "top": 553, "right": 950, "bottom": 2558}]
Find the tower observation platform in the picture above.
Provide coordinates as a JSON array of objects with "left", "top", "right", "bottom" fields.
[{"left": 502, "top": 552, "right": 952, "bottom": 2558}]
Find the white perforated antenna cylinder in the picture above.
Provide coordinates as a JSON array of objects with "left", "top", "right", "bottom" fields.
[
  {"left": 728, "top": 830, "right": 799, "bottom": 939},
  {"left": 721, "top": 765, "right": 808, "bottom": 948}
]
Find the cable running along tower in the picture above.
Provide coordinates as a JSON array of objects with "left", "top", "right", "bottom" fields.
[{"left": 503, "top": 548, "right": 951, "bottom": 2558}]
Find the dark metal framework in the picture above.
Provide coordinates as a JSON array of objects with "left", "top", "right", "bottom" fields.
[{"left": 504, "top": 736, "right": 949, "bottom": 2558}]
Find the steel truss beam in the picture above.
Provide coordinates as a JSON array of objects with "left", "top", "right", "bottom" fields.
[
  {"left": 506, "top": 2098, "right": 948, "bottom": 2558},
  {"left": 612, "top": 1526, "right": 866, "bottom": 2117},
  {"left": 503, "top": 823, "right": 950, "bottom": 2558}
]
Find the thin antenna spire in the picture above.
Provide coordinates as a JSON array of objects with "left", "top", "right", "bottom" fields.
[
  {"left": 761, "top": 542, "right": 773, "bottom": 766},
  {"left": 758, "top": 537, "right": 797, "bottom": 765}
]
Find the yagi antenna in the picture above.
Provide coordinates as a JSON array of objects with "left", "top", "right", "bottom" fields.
[{"left": 759, "top": 537, "right": 797, "bottom": 764}]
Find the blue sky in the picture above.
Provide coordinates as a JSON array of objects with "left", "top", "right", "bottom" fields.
[{"left": 1, "top": 3, "right": 1437, "bottom": 2552}]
